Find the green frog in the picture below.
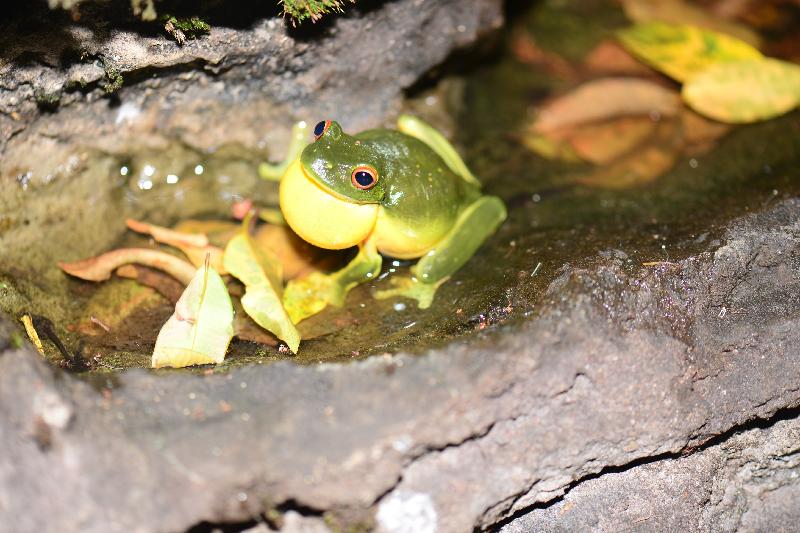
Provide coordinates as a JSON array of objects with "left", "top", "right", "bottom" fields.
[{"left": 260, "top": 115, "right": 506, "bottom": 323}]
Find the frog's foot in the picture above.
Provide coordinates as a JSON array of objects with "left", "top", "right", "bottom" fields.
[
  {"left": 375, "top": 276, "right": 447, "bottom": 309},
  {"left": 259, "top": 121, "right": 311, "bottom": 182},
  {"left": 283, "top": 272, "right": 348, "bottom": 323}
]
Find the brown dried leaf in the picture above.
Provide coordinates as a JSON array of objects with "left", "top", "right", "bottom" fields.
[
  {"left": 127, "top": 218, "right": 226, "bottom": 274},
  {"left": 59, "top": 248, "right": 196, "bottom": 285},
  {"left": 584, "top": 40, "right": 657, "bottom": 77},
  {"left": 253, "top": 225, "right": 344, "bottom": 280},
  {"left": 533, "top": 78, "right": 681, "bottom": 134},
  {"left": 116, "top": 264, "right": 185, "bottom": 303},
  {"left": 576, "top": 143, "right": 679, "bottom": 189},
  {"left": 567, "top": 116, "right": 658, "bottom": 165}
]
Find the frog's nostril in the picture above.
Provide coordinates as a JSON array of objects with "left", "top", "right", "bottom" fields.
[{"left": 314, "top": 120, "right": 331, "bottom": 140}]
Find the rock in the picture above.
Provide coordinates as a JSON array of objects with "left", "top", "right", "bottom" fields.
[
  {"left": 501, "top": 415, "right": 800, "bottom": 532},
  {"left": 1, "top": 189, "right": 799, "bottom": 531}
]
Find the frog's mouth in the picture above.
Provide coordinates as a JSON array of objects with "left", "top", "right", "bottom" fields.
[{"left": 279, "top": 159, "right": 378, "bottom": 250}]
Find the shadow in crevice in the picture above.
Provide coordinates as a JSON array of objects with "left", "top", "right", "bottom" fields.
[{"left": 484, "top": 404, "right": 800, "bottom": 532}]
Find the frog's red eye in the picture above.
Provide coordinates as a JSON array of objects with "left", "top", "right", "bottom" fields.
[
  {"left": 351, "top": 165, "right": 378, "bottom": 190},
  {"left": 313, "top": 120, "right": 331, "bottom": 141}
]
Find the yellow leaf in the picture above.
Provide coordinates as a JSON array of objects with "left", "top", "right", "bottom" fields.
[
  {"left": 20, "top": 315, "right": 45, "bottom": 355},
  {"left": 151, "top": 261, "right": 234, "bottom": 368},
  {"left": 682, "top": 58, "right": 800, "bottom": 123},
  {"left": 620, "top": 0, "right": 761, "bottom": 47},
  {"left": 617, "top": 22, "right": 762, "bottom": 82},
  {"left": 223, "top": 231, "right": 301, "bottom": 353}
]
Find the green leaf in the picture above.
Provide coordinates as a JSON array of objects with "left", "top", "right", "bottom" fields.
[
  {"left": 682, "top": 58, "right": 800, "bottom": 123},
  {"left": 617, "top": 22, "right": 762, "bottom": 82},
  {"left": 223, "top": 231, "right": 301, "bottom": 353},
  {"left": 151, "top": 261, "right": 234, "bottom": 368}
]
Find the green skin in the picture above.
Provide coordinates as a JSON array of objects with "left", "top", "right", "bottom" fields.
[{"left": 261, "top": 116, "right": 507, "bottom": 322}]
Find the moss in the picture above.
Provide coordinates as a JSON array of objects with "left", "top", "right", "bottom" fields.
[
  {"left": 33, "top": 88, "right": 61, "bottom": 111},
  {"left": 163, "top": 15, "right": 211, "bottom": 44},
  {"left": 282, "top": 0, "right": 356, "bottom": 24},
  {"left": 102, "top": 66, "right": 124, "bottom": 94},
  {"left": 50, "top": 0, "right": 355, "bottom": 25}
]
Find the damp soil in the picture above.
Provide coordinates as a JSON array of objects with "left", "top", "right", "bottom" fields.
[{"left": 1, "top": 0, "right": 799, "bottom": 373}]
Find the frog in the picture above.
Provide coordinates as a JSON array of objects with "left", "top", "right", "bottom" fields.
[{"left": 260, "top": 115, "right": 506, "bottom": 323}]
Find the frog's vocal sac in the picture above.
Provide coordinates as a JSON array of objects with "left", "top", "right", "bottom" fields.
[{"left": 260, "top": 115, "right": 507, "bottom": 323}]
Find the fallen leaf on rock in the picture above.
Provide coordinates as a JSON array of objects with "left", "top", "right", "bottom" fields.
[
  {"left": 126, "top": 219, "right": 226, "bottom": 274},
  {"left": 224, "top": 229, "right": 300, "bottom": 353},
  {"left": 126, "top": 219, "right": 208, "bottom": 248},
  {"left": 253, "top": 224, "right": 342, "bottom": 280},
  {"left": 116, "top": 264, "right": 185, "bottom": 303},
  {"left": 520, "top": 131, "right": 583, "bottom": 163},
  {"left": 680, "top": 108, "right": 731, "bottom": 152},
  {"left": 283, "top": 272, "right": 332, "bottom": 325},
  {"left": 575, "top": 142, "right": 679, "bottom": 189},
  {"left": 583, "top": 40, "right": 656, "bottom": 77},
  {"left": 75, "top": 278, "right": 165, "bottom": 336},
  {"left": 151, "top": 259, "right": 234, "bottom": 369},
  {"left": 172, "top": 219, "right": 239, "bottom": 248},
  {"left": 567, "top": 116, "right": 658, "bottom": 165},
  {"left": 682, "top": 57, "right": 800, "bottom": 122},
  {"left": 59, "top": 249, "right": 196, "bottom": 285},
  {"left": 533, "top": 77, "right": 681, "bottom": 134},
  {"left": 617, "top": 22, "right": 763, "bottom": 82},
  {"left": 621, "top": 0, "right": 762, "bottom": 46}
]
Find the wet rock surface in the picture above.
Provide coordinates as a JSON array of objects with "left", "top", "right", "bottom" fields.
[{"left": 2, "top": 197, "right": 799, "bottom": 532}]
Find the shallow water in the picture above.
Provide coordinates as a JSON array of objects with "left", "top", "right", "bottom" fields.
[{"left": 1, "top": 0, "right": 799, "bottom": 372}]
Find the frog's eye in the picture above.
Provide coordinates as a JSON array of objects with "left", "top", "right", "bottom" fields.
[
  {"left": 313, "top": 120, "right": 331, "bottom": 141},
  {"left": 351, "top": 165, "right": 378, "bottom": 190}
]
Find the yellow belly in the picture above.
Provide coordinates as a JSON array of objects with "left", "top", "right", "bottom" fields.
[
  {"left": 279, "top": 160, "right": 378, "bottom": 250},
  {"left": 372, "top": 208, "right": 449, "bottom": 259}
]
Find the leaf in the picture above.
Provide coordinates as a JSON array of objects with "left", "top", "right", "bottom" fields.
[
  {"left": 76, "top": 278, "right": 165, "bottom": 336},
  {"left": 567, "top": 116, "right": 658, "bottom": 165},
  {"left": 533, "top": 78, "right": 681, "bottom": 133},
  {"left": 151, "top": 261, "right": 234, "bottom": 368},
  {"left": 116, "top": 264, "right": 185, "bottom": 303},
  {"left": 583, "top": 40, "right": 656, "bottom": 77},
  {"left": 576, "top": 143, "right": 679, "bottom": 189},
  {"left": 253, "top": 224, "right": 343, "bottom": 280},
  {"left": 620, "top": 0, "right": 762, "bottom": 47},
  {"left": 223, "top": 231, "right": 301, "bottom": 353},
  {"left": 617, "top": 22, "right": 762, "bottom": 82},
  {"left": 59, "top": 248, "right": 197, "bottom": 285},
  {"left": 20, "top": 315, "right": 45, "bottom": 355},
  {"left": 126, "top": 219, "right": 226, "bottom": 274},
  {"left": 682, "top": 58, "right": 800, "bottom": 123},
  {"left": 172, "top": 219, "right": 240, "bottom": 247},
  {"left": 283, "top": 272, "right": 333, "bottom": 324}
]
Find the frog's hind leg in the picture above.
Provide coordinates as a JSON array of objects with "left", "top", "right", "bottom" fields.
[
  {"left": 259, "top": 121, "right": 311, "bottom": 181},
  {"left": 397, "top": 115, "right": 481, "bottom": 186},
  {"left": 283, "top": 238, "right": 382, "bottom": 323},
  {"left": 376, "top": 195, "right": 506, "bottom": 308}
]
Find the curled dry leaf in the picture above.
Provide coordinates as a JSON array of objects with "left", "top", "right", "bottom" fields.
[
  {"left": 533, "top": 77, "right": 681, "bottom": 134},
  {"left": 151, "top": 261, "right": 234, "bottom": 369},
  {"left": 59, "top": 248, "right": 196, "bottom": 285},
  {"left": 172, "top": 219, "right": 240, "bottom": 247},
  {"left": 254, "top": 224, "right": 342, "bottom": 280},
  {"left": 567, "top": 116, "right": 658, "bottom": 165},
  {"left": 620, "top": 0, "right": 762, "bottom": 47},
  {"left": 126, "top": 219, "right": 226, "bottom": 274},
  {"left": 116, "top": 264, "right": 185, "bottom": 303},
  {"left": 682, "top": 58, "right": 800, "bottom": 123},
  {"left": 583, "top": 40, "right": 656, "bottom": 77},
  {"left": 617, "top": 22, "right": 762, "bottom": 82},
  {"left": 223, "top": 230, "right": 301, "bottom": 353}
]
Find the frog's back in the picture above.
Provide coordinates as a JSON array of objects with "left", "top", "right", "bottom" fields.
[{"left": 356, "top": 129, "right": 480, "bottom": 259}]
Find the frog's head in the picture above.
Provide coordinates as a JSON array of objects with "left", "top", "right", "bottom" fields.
[{"left": 279, "top": 120, "right": 383, "bottom": 250}]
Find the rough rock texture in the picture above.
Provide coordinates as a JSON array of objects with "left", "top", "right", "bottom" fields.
[
  {"left": 0, "top": 0, "right": 502, "bottom": 174},
  {"left": 2, "top": 193, "right": 799, "bottom": 531},
  {"left": 501, "top": 415, "right": 800, "bottom": 533}
]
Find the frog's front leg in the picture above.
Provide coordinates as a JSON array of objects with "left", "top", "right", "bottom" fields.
[
  {"left": 376, "top": 196, "right": 506, "bottom": 308},
  {"left": 283, "top": 238, "right": 382, "bottom": 323},
  {"left": 258, "top": 121, "right": 311, "bottom": 182}
]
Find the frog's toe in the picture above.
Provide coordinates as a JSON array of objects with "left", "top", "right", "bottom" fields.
[{"left": 374, "top": 276, "right": 446, "bottom": 309}]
